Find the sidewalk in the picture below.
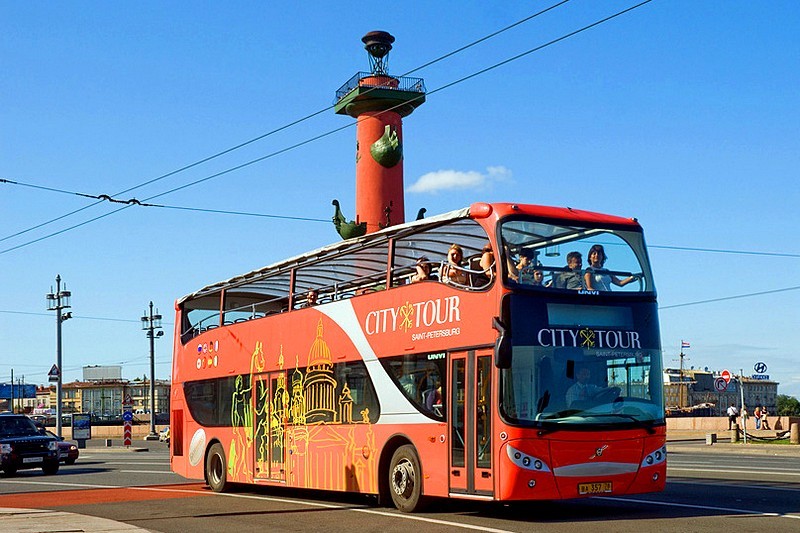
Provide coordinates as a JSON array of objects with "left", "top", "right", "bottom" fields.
[
  {"left": 668, "top": 429, "right": 800, "bottom": 456},
  {"left": 0, "top": 508, "right": 150, "bottom": 532},
  {"left": 1, "top": 441, "right": 166, "bottom": 531}
]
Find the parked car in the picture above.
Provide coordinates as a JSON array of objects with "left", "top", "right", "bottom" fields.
[
  {"left": 45, "top": 431, "right": 79, "bottom": 465},
  {"left": 0, "top": 413, "right": 60, "bottom": 476},
  {"left": 159, "top": 426, "right": 170, "bottom": 444}
]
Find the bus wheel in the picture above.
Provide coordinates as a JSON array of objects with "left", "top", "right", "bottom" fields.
[
  {"left": 389, "top": 445, "right": 425, "bottom": 512},
  {"left": 206, "top": 443, "right": 229, "bottom": 492}
]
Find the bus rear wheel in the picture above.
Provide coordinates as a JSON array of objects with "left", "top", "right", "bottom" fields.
[
  {"left": 206, "top": 443, "right": 229, "bottom": 492},
  {"left": 389, "top": 445, "right": 425, "bottom": 512}
]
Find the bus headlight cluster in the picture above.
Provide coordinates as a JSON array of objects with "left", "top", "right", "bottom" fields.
[
  {"left": 640, "top": 445, "right": 667, "bottom": 468},
  {"left": 506, "top": 445, "right": 551, "bottom": 472}
]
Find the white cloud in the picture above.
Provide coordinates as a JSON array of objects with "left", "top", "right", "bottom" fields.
[{"left": 407, "top": 166, "right": 512, "bottom": 194}]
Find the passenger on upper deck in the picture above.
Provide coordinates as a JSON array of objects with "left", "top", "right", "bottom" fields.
[
  {"left": 478, "top": 243, "right": 495, "bottom": 281},
  {"left": 506, "top": 247, "right": 538, "bottom": 285},
  {"left": 442, "top": 244, "right": 469, "bottom": 286},
  {"left": 552, "top": 251, "right": 584, "bottom": 290},
  {"left": 583, "top": 244, "right": 637, "bottom": 291},
  {"left": 302, "top": 289, "right": 318, "bottom": 308},
  {"left": 410, "top": 256, "right": 438, "bottom": 283},
  {"left": 531, "top": 267, "right": 547, "bottom": 287}
]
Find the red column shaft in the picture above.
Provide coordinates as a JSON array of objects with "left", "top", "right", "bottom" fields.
[{"left": 355, "top": 110, "right": 405, "bottom": 232}]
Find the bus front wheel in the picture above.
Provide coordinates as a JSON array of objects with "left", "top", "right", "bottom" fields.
[
  {"left": 389, "top": 445, "right": 425, "bottom": 512},
  {"left": 206, "top": 443, "right": 229, "bottom": 493}
]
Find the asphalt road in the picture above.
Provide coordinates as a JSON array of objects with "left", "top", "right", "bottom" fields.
[{"left": 1, "top": 442, "right": 799, "bottom": 532}]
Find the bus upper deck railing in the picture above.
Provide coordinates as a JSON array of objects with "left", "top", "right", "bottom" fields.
[{"left": 182, "top": 260, "right": 496, "bottom": 342}]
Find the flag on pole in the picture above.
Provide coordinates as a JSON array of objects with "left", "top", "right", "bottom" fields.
[{"left": 681, "top": 340, "right": 691, "bottom": 349}]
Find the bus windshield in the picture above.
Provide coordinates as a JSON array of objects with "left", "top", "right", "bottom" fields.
[
  {"left": 501, "top": 344, "right": 664, "bottom": 427},
  {"left": 500, "top": 218, "right": 653, "bottom": 293}
]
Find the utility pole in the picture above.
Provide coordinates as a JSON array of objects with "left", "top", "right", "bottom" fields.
[
  {"left": 46, "top": 275, "right": 72, "bottom": 437},
  {"left": 141, "top": 302, "right": 163, "bottom": 441},
  {"left": 10, "top": 368, "right": 14, "bottom": 413},
  {"left": 17, "top": 376, "right": 24, "bottom": 413},
  {"left": 739, "top": 368, "right": 747, "bottom": 444}
]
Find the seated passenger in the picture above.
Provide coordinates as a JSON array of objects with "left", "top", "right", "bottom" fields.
[
  {"left": 552, "top": 251, "right": 584, "bottom": 290},
  {"left": 478, "top": 243, "right": 495, "bottom": 281},
  {"left": 441, "top": 244, "right": 469, "bottom": 286},
  {"left": 531, "top": 267, "right": 547, "bottom": 287},
  {"left": 584, "top": 244, "right": 637, "bottom": 291},
  {"left": 302, "top": 289, "right": 318, "bottom": 308},
  {"left": 505, "top": 246, "right": 524, "bottom": 281},
  {"left": 506, "top": 248, "right": 541, "bottom": 285},
  {"left": 398, "top": 367, "right": 418, "bottom": 400},
  {"left": 410, "top": 256, "right": 438, "bottom": 283}
]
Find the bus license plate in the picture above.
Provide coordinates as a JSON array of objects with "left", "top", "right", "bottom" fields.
[
  {"left": 578, "top": 482, "right": 612, "bottom": 495},
  {"left": 23, "top": 457, "right": 43, "bottom": 464}
]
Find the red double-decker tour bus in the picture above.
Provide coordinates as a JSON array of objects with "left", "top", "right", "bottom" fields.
[{"left": 170, "top": 202, "right": 665, "bottom": 511}]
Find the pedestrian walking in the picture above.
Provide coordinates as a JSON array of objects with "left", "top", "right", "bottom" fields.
[{"left": 726, "top": 403, "right": 739, "bottom": 430}]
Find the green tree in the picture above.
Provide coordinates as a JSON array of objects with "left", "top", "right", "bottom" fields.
[{"left": 776, "top": 394, "right": 800, "bottom": 416}]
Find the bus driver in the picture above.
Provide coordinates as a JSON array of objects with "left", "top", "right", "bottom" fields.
[{"left": 565, "top": 366, "right": 619, "bottom": 408}]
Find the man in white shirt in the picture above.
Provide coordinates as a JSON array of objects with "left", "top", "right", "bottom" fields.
[
  {"left": 565, "top": 367, "right": 602, "bottom": 408},
  {"left": 726, "top": 403, "right": 739, "bottom": 430}
]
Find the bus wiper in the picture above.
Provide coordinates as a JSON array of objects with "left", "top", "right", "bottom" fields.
[{"left": 582, "top": 413, "right": 656, "bottom": 434}]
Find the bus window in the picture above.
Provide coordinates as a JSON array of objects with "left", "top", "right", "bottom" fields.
[
  {"left": 285, "top": 360, "right": 380, "bottom": 425},
  {"left": 381, "top": 353, "right": 446, "bottom": 420},
  {"left": 392, "top": 218, "right": 495, "bottom": 291},
  {"left": 223, "top": 292, "right": 286, "bottom": 323},
  {"left": 332, "top": 361, "right": 380, "bottom": 424},
  {"left": 182, "top": 294, "right": 222, "bottom": 342},
  {"left": 500, "top": 220, "right": 653, "bottom": 293},
  {"left": 184, "top": 376, "right": 239, "bottom": 427}
]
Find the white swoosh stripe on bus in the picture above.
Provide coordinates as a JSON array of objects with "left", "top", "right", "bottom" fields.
[{"left": 318, "top": 300, "right": 435, "bottom": 425}]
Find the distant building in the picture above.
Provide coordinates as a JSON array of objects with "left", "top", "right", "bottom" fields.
[
  {"left": 663, "top": 368, "right": 778, "bottom": 416},
  {"left": 51, "top": 379, "right": 170, "bottom": 417},
  {"left": 127, "top": 378, "right": 171, "bottom": 415}
]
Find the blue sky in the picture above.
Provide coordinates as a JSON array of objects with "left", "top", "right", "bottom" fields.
[{"left": 1, "top": 1, "right": 798, "bottom": 398}]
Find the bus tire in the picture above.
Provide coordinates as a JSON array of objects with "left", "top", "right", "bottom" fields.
[
  {"left": 206, "top": 443, "right": 229, "bottom": 493},
  {"left": 389, "top": 444, "right": 425, "bottom": 512}
]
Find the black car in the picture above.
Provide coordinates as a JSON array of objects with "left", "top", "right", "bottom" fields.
[{"left": 0, "top": 413, "right": 60, "bottom": 476}]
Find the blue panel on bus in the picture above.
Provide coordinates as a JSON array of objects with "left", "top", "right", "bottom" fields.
[{"left": 546, "top": 304, "right": 633, "bottom": 328}]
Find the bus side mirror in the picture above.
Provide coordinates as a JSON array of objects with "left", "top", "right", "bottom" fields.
[{"left": 493, "top": 316, "right": 511, "bottom": 369}]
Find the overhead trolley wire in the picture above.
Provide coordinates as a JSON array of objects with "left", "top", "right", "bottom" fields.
[
  {"left": 4, "top": 284, "right": 796, "bottom": 334},
  {"left": 0, "top": 0, "right": 572, "bottom": 248},
  {"left": 0, "top": 0, "right": 653, "bottom": 256},
  {"left": 659, "top": 286, "right": 800, "bottom": 310},
  {"left": 4, "top": 177, "right": 798, "bottom": 258}
]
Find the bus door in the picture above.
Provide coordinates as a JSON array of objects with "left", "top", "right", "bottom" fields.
[
  {"left": 449, "top": 349, "right": 494, "bottom": 497},
  {"left": 252, "top": 372, "right": 287, "bottom": 482}
]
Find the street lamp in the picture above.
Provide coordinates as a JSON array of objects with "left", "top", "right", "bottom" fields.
[
  {"left": 46, "top": 275, "right": 72, "bottom": 438},
  {"left": 141, "top": 301, "right": 163, "bottom": 440}
]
